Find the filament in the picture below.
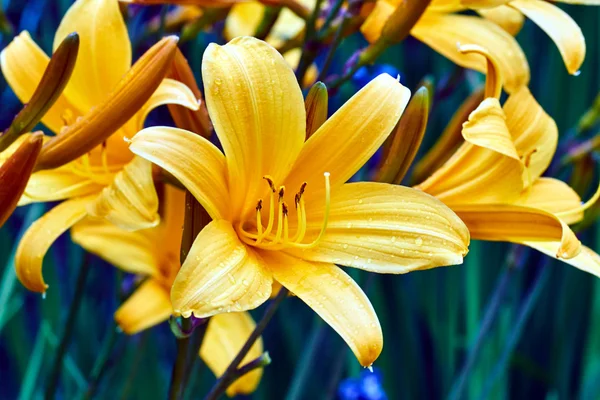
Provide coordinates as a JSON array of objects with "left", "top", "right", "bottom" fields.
[{"left": 556, "top": 181, "right": 600, "bottom": 220}]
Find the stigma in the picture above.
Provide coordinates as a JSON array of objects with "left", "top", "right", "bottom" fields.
[{"left": 238, "top": 173, "right": 331, "bottom": 251}]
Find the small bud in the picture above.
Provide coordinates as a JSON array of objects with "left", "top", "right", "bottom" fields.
[
  {"left": 305, "top": 82, "right": 328, "bottom": 139},
  {"left": 0, "top": 132, "right": 44, "bottom": 227},
  {"left": 35, "top": 36, "right": 180, "bottom": 171},
  {"left": 374, "top": 86, "right": 429, "bottom": 184},
  {"left": 411, "top": 87, "right": 485, "bottom": 184},
  {"left": 167, "top": 48, "right": 213, "bottom": 138},
  {"left": 380, "top": 0, "right": 431, "bottom": 45},
  {"left": 180, "top": 190, "right": 212, "bottom": 264},
  {"left": 0, "top": 33, "right": 79, "bottom": 152}
]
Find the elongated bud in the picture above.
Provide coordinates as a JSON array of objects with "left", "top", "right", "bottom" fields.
[
  {"left": 180, "top": 190, "right": 212, "bottom": 263},
  {"left": 305, "top": 82, "right": 328, "bottom": 139},
  {"left": 374, "top": 86, "right": 429, "bottom": 184},
  {"left": 411, "top": 87, "right": 484, "bottom": 184},
  {"left": 167, "top": 48, "right": 212, "bottom": 138},
  {"left": 0, "top": 33, "right": 79, "bottom": 152},
  {"left": 35, "top": 36, "right": 180, "bottom": 171},
  {"left": 0, "top": 132, "right": 44, "bottom": 227},
  {"left": 380, "top": 0, "right": 431, "bottom": 45}
]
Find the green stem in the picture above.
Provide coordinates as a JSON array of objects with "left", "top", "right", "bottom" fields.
[
  {"left": 168, "top": 318, "right": 194, "bottom": 400},
  {"left": 79, "top": 324, "right": 120, "bottom": 400},
  {"left": 317, "top": 12, "right": 350, "bottom": 82},
  {"left": 180, "top": 320, "right": 209, "bottom": 398},
  {"left": 204, "top": 288, "right": 289, "bottom": 400},
  {"left": 45, "top": 252, "right": 93, "bottom": 400},
  {"left": 285, "top": 318, "right": 325, "bottom": 400},
  {"left": 296, "top": 0, "right": 324, "bottom": 84}
]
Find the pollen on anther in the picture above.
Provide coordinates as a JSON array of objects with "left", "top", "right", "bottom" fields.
[
  {"left": 282, "top": 202, "right": 289, "bottom": 216},
  {"left": 278, "top": 186, "right": 285, "bottom": 199},
  {"left": 263, "top": 176, "right": 276, "bottom": 192},
  {"left": 256, "top": 199, "right": 263, "bottom": 211}
]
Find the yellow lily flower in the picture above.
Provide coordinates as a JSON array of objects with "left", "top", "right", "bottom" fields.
[
  {"left": 71, "top": 185, "right": 263, "bottom": 397},
  {"left": 415, "top": 45, "right": 600, "bottom": 277},
  {"left": 128, "top": 37, "right": 470, "bottom": 367},
  {"left": 0, "top": 0, "right": 199, "bottom": 293},
  {"left": 428, "top": 0, "right": 590, "bottom": 75},
  {"left": 361, "top": 0, "right": 531, "bottom": 93}
]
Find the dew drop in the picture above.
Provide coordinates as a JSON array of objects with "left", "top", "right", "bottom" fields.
[
  {"left": 415, "top": 237, "right": 423, "bottom": 246},
  {"left": 343, "top": 244, "right": 349, "bottom": 249},
  {"left": 215, "top": 78, "right": 222, "bottom": 85},
  {"left": 573, "top": 70, "right": 581, "bottom": 77},
  {"left": 358, "top": 199, "right": 363, "bottom": 204},
  {"left": 366, "top": 364, "right": 374, "bottom": 373},
  {"left": 391, "top": 236, "right": 396, "bottom": 243},
  {"left": 346, "top": 222, "right": 353, "bottom": 228}
]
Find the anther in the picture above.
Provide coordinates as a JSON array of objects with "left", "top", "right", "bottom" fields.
[
  {"left": 282, "top": 202, "right": 289, "bottom": 216},
  {"left": 522, "top": 148, "right": 538, "bottom": 168},
  {"left": 299, "top": 182, "right": 307, "bottom": 196},
  {"left": 263, "top": 176, "right": 276, "bottom": 192},
  {"left": 256, "top": 199, "right": 263, "bottom": 211},
  {"left": 278, "top": 186, "right": 285, "bottom": 200}
]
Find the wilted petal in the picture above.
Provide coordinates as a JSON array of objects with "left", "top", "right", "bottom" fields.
[
  {"left": 411, "top": 12, "right": 529, "bottom": 93},
  {"left": 129, "top": 127, "right": 230, "bottom": 220},
  {"left": 88, "top": 156, "right": 159, "bottom": 231},
  {"left": 515, "top": 178, "right": 583, "bottom": 224},
  {"left": 71, "top": 218, "right": 160, "bottom": 277},
  {"left": 287, "top": 182, "right": 470, "bottom": 273},
  {"left": 262, "top": 251, "right": 382, "bottom": 367},
  {"left": 0, "top": 32, "right": 79, "bottom": 133},
  {"left": 53, "top": 0, "right": 131, "bottom": 111},
  {"left": 510, "top": 0, "right": 585, "bottom": 75},
  {"left": 16, "top": 196, "right": 95, "bottom": 293},
  {"left": 114, "top": 280, "right": 172, "bottom": 334},
  {"left": 202, "top": 37, "right": 305, "bottom": 219},
  {"left": 284, "top": 74, "right": 410, "bottom": 208},
  {"left": 200, "top": 312, "right": 264, "bottom": 397},
  {"left": 171, "top": 220, "right": 273, "bottom": 318},
  {"left": 453, "top": 204, "right": 581, "bottom": 259}
]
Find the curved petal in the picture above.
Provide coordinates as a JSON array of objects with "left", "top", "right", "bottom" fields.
[
  {"left": 200, "top": 312, "right": 264, "bottom": 397},
  {"left": 411, "top": 12, "right": 530, "bottom": 93},
  {"left": 0, "top": 31, "right": 80, "bottom": 133},
  {"left": 87, "top": 156, "right": 159, "bottom": 231},
  {"left": 53, "top": 0, "right": 131, "bottom": 111},
  {"left": 428, "top": 0, "right": 466, "bottom": 12},
  {"left": 527, "top": 244, "right": 600, "bottom": 278},
  {"left": 114, "top": 279, "right": 172, "bottom": 334},
  {"left": 510, "top": 0, "right": 585, "bottom": 75},
  {"left": 129, "top": 127, "right": 230, "bottom": 221},
  {"left": 416, "top": 99, "right": 524, "bottom": 205},
  {"left": 515, "top": 177, "right": 583, "bottom": 224},
  {"left": 202, "top": 37, "right": 306, "bottom": 220},
  {"left": 71, "top": 218, "right": 161, "bottom": 277},
  {"left": 284, "top": 74, "right": 410, "bottom": 208},
  {"left": 504, "top": 86, "right": 558, "bottom": 184},
  {"left": 225, "top": 3, "right": 264, "bottom": 40},
  {"left": 261, "top": 251, "right": 382, "bottom": 367},
  {"left": 477, "top": 5, "right": 525, "bottom": 36},
  {"left": 15, "top": 196, "right": 95, "bottom": 293},
  {"left": 288, "top": 182, "right": 470, "bottom": 273},
  {"left": 360, "top": 0, "right": 395, "bottom": 43},
  {"left": 461, "top": 98, "right": 519, "bottom": 159},
  {"left": 171, "top": 220, "right": 273, "bottom": 318},
  {"left": 452, "top": 204, "right": 581, "bottom": 259}
]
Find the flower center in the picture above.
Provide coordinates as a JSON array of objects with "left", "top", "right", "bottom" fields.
[
  {"left": 66, "top": 141, "right": 117, "bottom": 186},
  {"left": 237, "top": 172, "right": 331, "bottom": 251}
]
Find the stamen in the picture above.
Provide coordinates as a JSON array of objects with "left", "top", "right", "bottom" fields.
[
  {"left": 272, "top": 187, "right": 285, "bottom": 245},
  {"left": 101, "top": 141, "right": 110, "bottom": 175},
  {"left": 257, "top": 179, "right": 277, "bottom": 243},
  {"left": 255, "top": 199, "right": 263, "bottom": 240},
  {"left": 263, "top": 175, "right": 276, "bottom": 192},
  {"left": 556, "top": 181, "right": 600, "bottom": 219},
  {"left": 282, "top": 202, "right": 289, "bottom": 244},
  {"left": 293, "top": 172, "right": 330, "bottom": 249}
]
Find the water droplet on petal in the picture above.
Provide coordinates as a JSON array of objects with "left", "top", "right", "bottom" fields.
[{"left": 415, "top": 237, "right": 423, "bottom": 246}]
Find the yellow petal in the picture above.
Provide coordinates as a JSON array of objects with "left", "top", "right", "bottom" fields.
[
  {"left": 509, "top": 0, "right": 585, "bottom": 75},
  {"left": 16, "top": 196, "right": 95, "bottom": 293},
  {"left": 114, "top": 280, "right": 172, "bottom": 334},
  {"left": 416, "top": 100, "right": 524, "bottom": 205},
  {"left": 202, "top": 37, "right": 305, "bottom": 219},
  {"left": 428, "top": 0, "right": 466, "bottom": 12},
  {"left": 504, "top": 86, "right": 558, "bottom": 184},
  {"left": 0, "top": 31, "right": 79, "bottom": 133},
  {"left": 71, "top": 218, "right": 161, "bottom": 277},
  {"left": 284, "top": 74, "right": 410, "bottom": 208},
  {"left": 162, "top": 185, "right": 187, "bottom": 269},
  {"left": 477, "top": 5, "right": 525, "bottom": 36},
  {"left": 171, "top": 220, "right": 273, "bottom": 318},
  {"left": 462, "top": 0, "right": 511, "bottom": 7},
  {"left": 129, "top": 127, "right": 229, "bottom": 220},
  {"left": 515, "top": 178, "right": 583, "bottom": 224},
  {"left": 526, "top": 244, "right": 600, "bottom": 278},
  {"left": 412, "top": 88, "right": 484, "bottom": 184},
  {"left": 288, "top": 182, "right": 470, "bottom": 273},
  {"left": 411, "top": 12, "right": 530, "bottom": 93},
  {"left": 224, "top": 3, "right": 264, "bottom": 40},
  {"left": 461, "top": 98, "right": 519, "bottom": 159},
  {"left": 552, "top": 0, "right": 600, "bottom": 4},
  {"left": 87, "top": 156, "right": 159, "bottom": 231},
  {"left": 261, "top": 251, "right": 381, "bottom": 366},
  {"left": 200, "top": 312, "right": 263, "bottom": 396},
  {"left": 282, "top": 49, "right": 318, "bottom": 88},
  {"left": 452, "top": 204, "right": 581, "bottom": 259},
  {"left": 53, "top": 0, "right": 131, "bottom": 112}
]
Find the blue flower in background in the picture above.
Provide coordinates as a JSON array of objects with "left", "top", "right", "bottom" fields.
[
  {"left": 338, "top": 368, "right": 388, "bottom": 400},
  {"left": 352, "top": 64, "right": 402, "bottom": 89}
]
